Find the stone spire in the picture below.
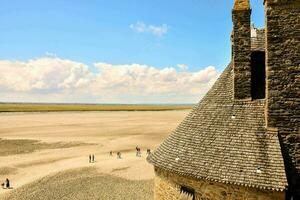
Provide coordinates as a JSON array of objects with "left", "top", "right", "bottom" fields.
[{"left": 233, "top": 0, "right": 250, "bottom": 10}]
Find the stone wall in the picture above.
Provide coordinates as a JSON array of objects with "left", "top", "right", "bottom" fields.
[
  {"left": 232, "top": 8, "right": 252, "bottom": 100},
  {"left": 154, "top": 167, "right": 285, "bottom": 200},
  {"left": 265, "top": 0, "right": 300, "bottom": 198},
  {"left": 154, "top": 174, "right": 181, "bottom": 200}
]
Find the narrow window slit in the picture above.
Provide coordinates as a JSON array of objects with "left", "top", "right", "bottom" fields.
[{"left": 251, "top": 51, "right": 266, "bottom": 99}]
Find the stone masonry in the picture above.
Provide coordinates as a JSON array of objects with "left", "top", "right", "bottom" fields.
[
  {"left": 148, "top": 0, "right": 299, "bottom": 199},
  {"left": 265, "top": 0, "right": 300, "bottom": 198},
  {"left": 232, "top": 1, "right": 252, "bottom": 100},
  {"left": 154, "top": 167, "right": 285, "bottom": 200}
]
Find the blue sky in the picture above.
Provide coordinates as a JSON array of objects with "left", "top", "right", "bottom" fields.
[{"left": 0, "top": 0, "right": 265, "bottom": 103}]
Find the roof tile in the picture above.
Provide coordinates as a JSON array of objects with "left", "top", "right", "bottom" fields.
[{"left": 147, "top": 64, "right": 288, "bottom": 191}]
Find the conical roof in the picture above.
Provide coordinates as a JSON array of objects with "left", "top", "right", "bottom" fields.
[{"left": 147, "top": 64, "right": 288, "bottom": 191}]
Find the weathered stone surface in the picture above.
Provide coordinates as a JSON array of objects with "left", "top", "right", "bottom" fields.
[
  {"left": 232, "top": 6, "right": 252, "bottom": 100},
  {"left": 148, "top": 65, "right": 287, "bottom": 191},
  {"left": 148, "top": 0, "right": 299, "bottom": 199},
  {"left": 154, "top": 167, "right": 285, "bottom": 200},
  {"left": 265, "top": 0, "right": 300, "bottom": 198},
  {"left": 234, "top": 0, "right": 250, "bottom": 11}
]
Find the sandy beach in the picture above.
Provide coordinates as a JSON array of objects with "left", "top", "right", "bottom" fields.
[{"left": 0, "top": 110, "right": 188, "bottom": 199}]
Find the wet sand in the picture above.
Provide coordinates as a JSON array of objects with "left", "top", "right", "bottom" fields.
[{"left": 0, "top": 111, "right": 188, "bottom": 199}]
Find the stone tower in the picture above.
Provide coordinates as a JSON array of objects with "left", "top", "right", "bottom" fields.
[
  {"left": 232, "top": 0, "right": 251, "bottom": 100},
  {"left": 265, "top": 0, "right": 300, "bottom": 198},
  {"left": 147, "top": 0, "right": 299, "bottom": 199}
]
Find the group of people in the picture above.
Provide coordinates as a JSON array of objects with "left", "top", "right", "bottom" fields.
[
  {"left": 88, "top": 154, "right": 96, "bottom": 163},
  {"left": 3, "top": 147, "right": 152, "bottom": 191},
  {"left": 135, "top": 146, "right": 151, "bottom": 156},
  {"left": 90, "top": 146, "right": 151, "bottom": 162},
  {"left": 109, "top": 146, "right": 151, "bottom": 159},
  {"left": 1, "top": 178, "right": 10, "bottom": 189},
  {"left": 109, "top": 151, "right": 122, "bottom": 159}
]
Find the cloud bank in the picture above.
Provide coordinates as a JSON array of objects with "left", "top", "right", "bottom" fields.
[
  {"left": 130, "top": 21, "right": 168, "bottom": 37},
  {"left": 177, "top": 64, "right": 188, "bottom": 71},
  {"left": 0, "top": 57, "right": 219, "bottom": 104}
]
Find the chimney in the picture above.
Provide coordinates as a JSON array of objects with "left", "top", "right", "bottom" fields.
[{"left": 232, "top": 0, "right": 252, "bottom": 100}]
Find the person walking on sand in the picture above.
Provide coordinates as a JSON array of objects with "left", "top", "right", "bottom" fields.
[
  {"left": 5, "top": 178, "right": 10, "bottom": 189},
  {"left": 92, "top": 154, "right": 95, "bottom": 163},
  {"left": 136, "top": 146, "right": 140, "bottom": 157},
  {"left": 117, "top": 152, "right": 122, "bottom": 159},
  {"left": 109, "top": 151, "right": 113, "bottom": 156},
  {"left": 89, "top": 154, "right": 91, "bottom": 163},
  {"left": 135, "top": 146, "right": 139, "bottom": 157}
]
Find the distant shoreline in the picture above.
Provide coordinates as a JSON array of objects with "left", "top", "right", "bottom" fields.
[{"left": 0, "top": 103, "right": 194, "bottom": 112}]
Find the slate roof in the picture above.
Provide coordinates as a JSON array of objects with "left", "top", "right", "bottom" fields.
[{"left": 147, "top": 64, "right": 288, "bottom": 191}]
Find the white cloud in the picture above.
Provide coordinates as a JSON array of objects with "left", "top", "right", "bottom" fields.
[
  {"left": 45, "top": 52, "right": 57, "bottom": 58},
  {"left": 130, "top": 21, "right": 168, "bottom": 37},
  {"left": 177, "top": 64, "right": 188, "bottom": 71},
  {"left": 0, "top": 57, "right": 219, "bottom": 103},
  {"left": 0, "top": 58, "right": 92, "bottom": 92}
]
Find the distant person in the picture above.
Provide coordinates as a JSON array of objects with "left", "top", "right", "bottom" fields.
[
  {"left": 5, "top": 179, "right": 10, "bottom": 189},
  {"left": 109, "top": 151, "right": 113, "bottom": 156},
  {"left": 117, "top": 152, "right": 122, "bottom": 159},
  {"left": 136, "top": 146, "right": 141, "bottom": 157},
  {"left": 92, "top": 154, "right": 95, "bottom": 163},
  {"left": 89, "top": 154, "right": 91, "bottom": 163},
  {"left": 147, "top": 149, "right": 151, "bottom": 155}
]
